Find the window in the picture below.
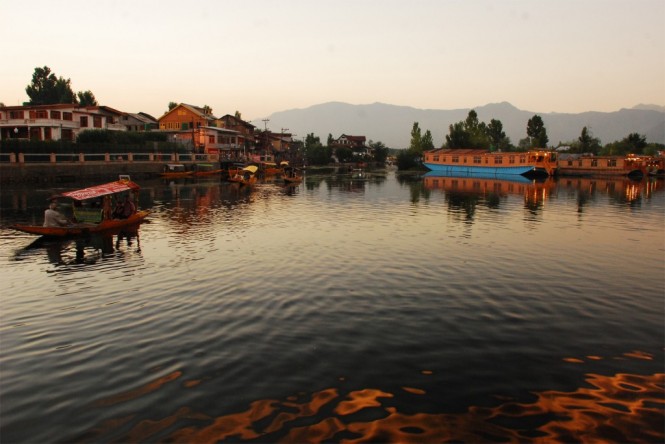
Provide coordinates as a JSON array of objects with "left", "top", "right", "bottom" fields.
[
  {"left": 509, "top": 156, "right": 515, "bottom": 164},
  {"left": 63, "top": 112, "right": 72, "bottom": 121},
  {"left": 93, "top": 116, "right": 102, "bottom": 128},
  {"left": 567, "top": 160, "right": 573, "bottom": 166},
  {"left": 473, "top": 156, "right": 481, "bottom": 164},
  {"left": 452, "top": 156, "right": 459, "bottom": 163},
  {"left": 30, "top": 110, "right": 48, "bottom": 119},
  {"left": 608, "top": 159, "right": 617, "bottom": 167},
  {"left": 520, "top": 156, "right": 526, "bottom": 163},
  {"left": 209, "top": 135, "right": 215, "bottom": 143},
  {"left": 44, "top": 127, "right": 52, "bottom": 140},
  {"left": 50, "top": 110, "right": 61, "bottom": 119},
  {"left": 591, "top": 159, "right": 598, "bottom": 167},
  {"left": 495, "top": 156, "right": 503, "bottom": 164},
  {"left": 80, "top": 116, "right": 88, "bottom": 127},
  {"left": 433, "top": 155, "right": 439, "bottom": 162},
  {"left": 9, "top": 110, "right": 25, "bottom": 119}
]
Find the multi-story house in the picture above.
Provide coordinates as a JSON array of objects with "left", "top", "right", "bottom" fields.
[
  {"left": 158, "top": 103, "right": 243, "bottom": 156},
  {"left": 0, "top": 104, "right": 126, "bottom": 142},
  {"left": 331, "top": 134, "right": 371, "bottom": 158}
]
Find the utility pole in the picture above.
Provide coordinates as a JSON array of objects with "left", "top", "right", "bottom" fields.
[{"left": 262, "top": 119, "right": 270, "bottom": 154}]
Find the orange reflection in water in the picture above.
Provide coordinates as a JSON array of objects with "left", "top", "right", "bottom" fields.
[{"left": 82, "top": 353, "right": 663, "bottom": 443}]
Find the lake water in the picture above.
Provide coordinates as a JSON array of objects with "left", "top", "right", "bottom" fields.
[{"left": 1, "top": 170, "right": 663, "bottom": 443}]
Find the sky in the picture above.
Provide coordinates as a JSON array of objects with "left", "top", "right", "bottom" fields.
[{"left": 2, "top": 0, "right": 664, "bottom": 123}]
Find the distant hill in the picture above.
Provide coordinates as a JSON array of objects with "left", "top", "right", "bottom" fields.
[{"left": 262, "top": 102, "right": 665, "bottom": 148}]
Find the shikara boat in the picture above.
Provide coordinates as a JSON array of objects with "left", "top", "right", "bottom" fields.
[
  {"left": 191, "top": 163, "right": 223, "bottom": 176},
  {"left": 220, "top": 160, "right": 246, "bottom": 180},
  {"left": 10, "top": 176, "right": 149, "bottom": 237},
  {"left": 160, "top": 163, "right": 193, "bottom": 178},
  {"left": 228, "top": 165, "right": 258, "bottom": 186},
  {"left": 281, "top": 161, "right": 303, "bottom": 184},
  {"left": 423, "top": 149, "right": 558, "bottom": 177}
]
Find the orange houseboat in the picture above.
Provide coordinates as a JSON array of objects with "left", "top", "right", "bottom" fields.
[
  {"left": 423, "top": 149, "right": 557, "bottom": 177},
  {"left": 556, "top": 154, "right": 648, "bottom": 177}
]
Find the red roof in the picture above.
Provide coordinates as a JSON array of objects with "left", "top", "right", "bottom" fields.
[{"left": 61, "top": 180, "right": 140, "bottom": 201}]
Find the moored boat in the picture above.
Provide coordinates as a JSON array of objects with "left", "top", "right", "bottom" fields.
[
  {"left": 228, "top": 165, "right": 258, "bottom": 186},
  {"left": 10, "top": 176, "right": 149, "bottom": 237},
  {"left": 280, "top": 161, "right": 303, "bottom": 184},
  {"left": 422, "top": 149, "right": 557, "bottom": 177},
  {"left": 160, "top": 163, "right": 193, "bottom": 178},
  {"left": 556, "top": 154, "right": 647, "bottom": 177},
  {"left": 191, "top": 163, "right": 223, "bottom": 176}
]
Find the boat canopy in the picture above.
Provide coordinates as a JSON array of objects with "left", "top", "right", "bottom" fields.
[
  {"left": 280, "top": 161, "right": 289, "bottom": 166},
  {"left": 60, "top": 180, "right": 141, "bottom": 201},
  {"left": 243, "top": 165, "right": 259, "bottom": 174}
]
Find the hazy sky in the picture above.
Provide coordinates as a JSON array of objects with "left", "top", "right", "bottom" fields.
[{"left": 2, "top": 0, "right": 663, "bottom": 122}]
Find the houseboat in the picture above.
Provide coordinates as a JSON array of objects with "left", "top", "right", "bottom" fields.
[
  {"left": 422, "top": 149, "right": 557, "bottom": 177},
  {"left": 556, "top": 154, "right": 647, "bottom": 177}
]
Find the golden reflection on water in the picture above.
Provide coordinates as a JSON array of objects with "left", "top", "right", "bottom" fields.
[{"left": 83, "top": 352, "right": 663, "bottom": 443}]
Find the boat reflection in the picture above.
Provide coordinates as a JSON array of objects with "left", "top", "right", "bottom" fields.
[
  {"left": 423, "top": 171, "right": 555, "bottom": 214},
  {"left": 13, "top": 226, "right": 141, "bottom": 268}
]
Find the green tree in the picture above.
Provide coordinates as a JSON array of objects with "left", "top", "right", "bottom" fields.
[
  {"left": 335, "top": 146, "right": 353, "bottom": 163},
  {"left": 421, "top": 130, "right": 434, "bottom": 151},
  {"left": 487, "top": 119, "right": 510, "bottom": 151},
  {"left": 168, "top": 102, "right": 178, "bottom": 111},
  {"left": 327, "top": 133, "right": 334, "bottom": 147},
  {"left": 526, "top": 115, "right": 549, "bottom": 148},
  {"left": 409, "top": 122, "right": 422, "bottom": 154},
  {"left": 77, "top": 90, "right": 98, "bottom": 107},
  {"left": 445, "top": 121, "right": 471, "bottom": 148},
  {"left": 625, "top": 133, "right": 647, "bottom": 153},
  {"left": 304, "top": 133, "right": 332, "bottom": 165},
  {"left": 576, "top": 126, "right": 601, "bottom": 154},
  {"left": 25, "top": 66, "right": 77, "bottom": 105},
  {"left": 369, "top": 140, "right": 389, "bottom": 163}
]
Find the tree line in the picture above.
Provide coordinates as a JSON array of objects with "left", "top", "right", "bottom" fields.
[{"left": 396, "top": 110, "right": 663, "bottom": 170}]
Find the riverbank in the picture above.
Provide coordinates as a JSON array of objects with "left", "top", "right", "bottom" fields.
[{"left": 0, "top": 161, "right": 170, "bottom": 183}]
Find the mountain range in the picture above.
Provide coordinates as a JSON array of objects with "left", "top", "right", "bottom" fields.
[{"left": 262, "top": 102, "right": 665, "bottom": 148}]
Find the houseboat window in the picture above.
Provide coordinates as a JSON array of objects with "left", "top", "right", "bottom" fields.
[
  {"left": 9, "top": 110, "right": 25, "bottom": 119},
  {"left": 463, "top": 157, "right": 467, "bottom": 163},
  {"left": 509, "top": 156, "right": 515, "bottom": 164},
  {"left": 433, "top": 155, "right": 439, "bottom": 161},
  {"left": 567, "top": 160, "right": 573, "bottom": 166},
  {"left": 578, "top": 160, "right": 582, "bottom": 166},
  {"left": 485, "top": 157, "right": 489, "bottom": 164},
  {"left": 473, "top": 156, "right": 481, "bottom": 164},
  {"left": 550, "top": 153, "right": 557, "bottom": 161},
  {"left": 452, "top": 156, "right": 459, "bottom": 163},
  {"left": 608, "top": 159, "right": 617, "bottom": 167},
  {"left": 93, "top": 116, "right": 102, "bottom": 128},
  {"left": 50, "top": 110, "right": 61, "bottom": 119},
  {"left": 80, "top": 116, "right": 88, "bottom": 127},
  {"left": 495, "top": 156, "right": 503, "bottom": 164},
  {"left": 520, "top": 156, "right": 526, "bottom": 163},
  {"left": 591, "top": 159, "right": 598, "bottom": 167}
]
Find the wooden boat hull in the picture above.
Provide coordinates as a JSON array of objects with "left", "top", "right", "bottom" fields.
[
  {"left": 11, "top": 210, "right": 150, "bottom": 237},
  {"left": 160, "top": 172, "right": 194, "bottom": 178},
  {"left": 192, "top": 169, "right": 223, "bottom": 176}
]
